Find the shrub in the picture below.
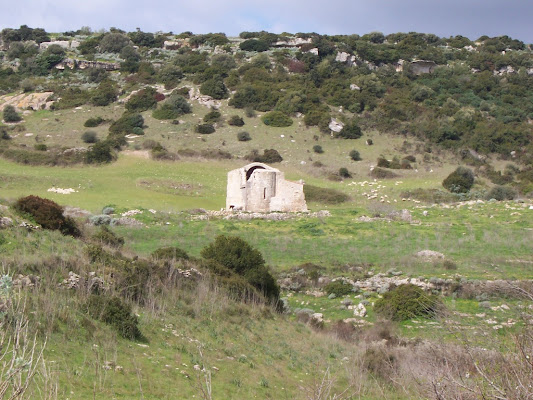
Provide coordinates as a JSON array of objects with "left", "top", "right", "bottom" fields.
[
  {"left": 442, "top": 166, "right": 475, "bottom": 193},
  {"left": 248, "top": 149, "right": 283, "bottom": 163},
  {"left": 13, "top": 195, "right": 80, "bottom": 237},
  {"left": 239, "top": 39, "right": 270, "bottom": 52},
  {"left": 3, "top": 105, "right": 21, "bottom": 123},
  {"left": 203, "top": 110, "right": 221, "bottom": 123},
  {"left": 377, "top": 157, "right": 391, "bottom": 168},
  {"left": 86, "top": 295, "right": 143, "bottom": 340},
  {"left": 370, "top": 167, "right": 399, "bottom": 179},
  {"left": 200, "top": 78, "right": 229, "bottom": 100},
  {"left": 228, "top": 115, "right": 244, "bottom": 126},
  {"left": 195, "top": 123, "right": 215, "bottom": 134},
  {"left": 125, "top": 88, "right": 159, "bottom": 112},
  {"left": 84, "top": 117, "right": 105, "bottom": 128},
  {"left": 34, "top": 144, "right": 47, "bottom": 151},
  {"left": 303, "top": 185, "right": 349, "bottom": 204},
  {"left": 132, "top": 127, "right": 144, "bottom": 135},
  {"left": 89, "top": 214, "right": 112, "bottom": 226},
  {"left": 261, "top": 111, "right": 293, "bottom": 127},
  {"left": 313, "top": 145, "right": 324, "bottom": 154},
  {"left": 337, "top": 120, "right": 362, "bottom": 139},
  {"left": 339, "top": 168, "right": 351, "bottom": 178},
  {"left": 85, "top": 141, "right": 114, "bottom": 164},
  {"left": 245, "top": 107, "right": 256, "bottom": 118},
  {"left": 237, "top": 131, "right": 251, "bottom": 142},
  {"left": 92, "top": 225, "right": 124, "bottom": 248},
  {"left": 81, "top": 131, "right": 98, "bottom": 143},
  {"left": 485, "top": 185, "right": 517, "bottom": 201},
  {"left": 109, "top": 113, "right": 144, "bottom": 135},
  {"left": 374, "top": 284, "right": 442, "bottom": 321},
  {"left": 151, "top": 246, "right": 189, "bottom": 261},
  {"left": 324, "top": 280, "right": 353, "bottom": 296},
  {"left": 201, "top": 235, "right": 279, "bottom": 303},
  {"left": 90, "top": 80, "right": 118, "bottom": 106},
  {"left": 349, "top": 150, "right": 361, "bottom": 161},
  {"left": 99, "top": 33, "right": 131, "bottom": 53}
]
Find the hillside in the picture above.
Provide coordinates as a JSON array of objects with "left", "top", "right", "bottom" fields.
[{"left": 0, "top": 25, "right": 533, "bottom": 400}]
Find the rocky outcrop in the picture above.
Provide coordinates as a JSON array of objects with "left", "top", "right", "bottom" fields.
[
  {"left": 55, "top": 58, "right": 119, "bottom": 71},
  {"left": 189, "top": 88, "right": 220, "bottom": 109},
  {"left": 328, "top": 118, "right": 344, "bottom": 133},
  {"left": 0, "top": 92, "right": 54, "bottom": 112},
  {"left": 39, "top": 40, "right": 80, "bottom": 50},
  {"left": 335, "top": 52, "right": 357, "bottom": 66},
  {"left": 274, "top": 37, "right": 313, "bottom": 47},
  {"left": 163, "top": 39, "right": 190, "bottom": 50},
  {"left": 410, "top": 60, "right": 437, "bottom": 75}
]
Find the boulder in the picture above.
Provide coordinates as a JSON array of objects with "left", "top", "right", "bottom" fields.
[
  {"left": 353, "top": 303, "right": 367, "bottom": 318},
  {"left": 328, "top": 118, "right": 344, "bottom": 133},
  {"left": 0, "top": 217, "right": 13, "bottom": 228}
]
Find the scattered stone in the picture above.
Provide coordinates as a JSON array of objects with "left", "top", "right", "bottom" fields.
[
  {"left": 416, "top": 250, "right": 445, "bottom": 260},
  {"left": 0, "top": 217, "right": 13, "bottom": 228},
  {"left": 353, "top": 303, "right": 367, "bottom": 317}
]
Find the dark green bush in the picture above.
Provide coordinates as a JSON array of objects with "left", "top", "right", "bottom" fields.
[
  {"left": 377, "top": 157, "right": 391, "bottom": 168},
  {"left": 370, "top": 167, "right": 399, "bottom": 179},
  {"left": 85, "top": 141, "right": 114, "bottom": 164},
  {"left": 374, "top": 284, "right": 442, "bottom": 321},
  {"left": 201, "top": 235, "right": 279, "bottom": 303},
  {"left": 337, "top": 120, "right": 362, "bottom": 139},
  {"left": 261, "top": 111, "right": 293, "bottom": 127},
  {"left": 237, "top": 131, "right": 251, "bottom": 141},
  {"left": 350, "top": 150, "right": 361, "bottom": 161},
  {"left": 195, "top": 123, "right": 215, "bottom": 134},
  {"left": 200, "top": 78, "right": 229, "bottom": 100},
  {"left": 303, "top": 185, "right": 349, "bottom": 204},
  {"left": 34, "top": 144, "right": 47, "bottom": 151},
  {"left": 86, "top": 295, "right": 143, "bottom": 340},
  {"left": 239, "top": 39, "right": 270, "bottom": 52},
  {"left": 3, "top": 105, "right": 21, "bottom": 123},
  {"left": 151, "top": 246, "right": 189, "bottom": 261},
  {"left": 92, "top": 225, "right": 124, "bottom": 248},
  {"left": 81, "top": 131, "right": 98, "bottom": 143},
  {"left": 203, "top": 110, "right": 221, "bottom": 123},
  {"left": 485, "top": 185, "right": 517, "bottom": 201},
  {"left": 249, "top": 149, "right": 283, "bottom": 163},
  {"left": 339, "top": 168, "right": 351, "bottom": 178},
  {"left": 132, "top": 127, "right": 144, "bottom": 135},
  {"left": 90, "top": 80, "right": 118, "bottom": 106},
  {"left": 324, "top": 280, "right": 353, "bottom": 296},
  {"left": 228, "top": 115, "right": 244, "bottom": 126},
  {"left": 442, "top": 166, "right": 475, "bottom": 193},
  {"left": 313, "top": 145, "right": 324, "bottom": 154},
  {"left": 13, "top": 195, "right": 80, "bottom": 237},
  {"left": 84, "top": 117, "right": 105, "bottom": 128},
  {"left": 125, "top": 87, "right": 159, "bottom": 112},
  {"left": 109, "top": 113, "right": 144, "bottom": 135}
]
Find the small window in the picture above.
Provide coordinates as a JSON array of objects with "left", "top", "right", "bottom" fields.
[{"left": 263, "top": 188, "right": 266, "bottom": 199}]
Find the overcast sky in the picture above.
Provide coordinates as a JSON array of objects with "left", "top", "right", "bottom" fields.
[{"left": 1, "top": 0, "right": 532, "bottom": 43}]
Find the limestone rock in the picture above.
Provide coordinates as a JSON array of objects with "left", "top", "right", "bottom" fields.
[
  {"left": 353, "top": 303, "right": 367, "bottom": 317},
  {"left": 416, "top": 250, "right": 445, "bottom": 260},
  {"left": 0, "top": 217, "right": 13, "bottom": 228},
  {"left": 328, "top": 118, "right": 344, "bottom": 133}
]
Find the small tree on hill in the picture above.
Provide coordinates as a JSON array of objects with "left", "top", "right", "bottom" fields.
[
  {"left": 442, "top": 166, "right": 475, "bottom": 193},
  {"left": 3, "top": 105, "right": 21, "bottom": 123}
]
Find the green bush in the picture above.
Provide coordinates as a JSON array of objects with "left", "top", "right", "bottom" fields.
[
  {"left": 85, "top": 141, "right": 114, "bottom": 164},
  {"left": 261, "top": 111, "right": 293, "bottom": 127},
  {"left": 91, "top": 225, "right": 124, "bottom": 248},
  {"left": 3, "top": 105, "right": 21, "bottom": 123},
  {"left": 324, "top": 280, "right": 353, "bottom": 296},
  {"left": 13, "top": 195, "right": 80, "bottom": 237},
  {"left": 374, "top": 284, "right": 442, "bottom": 321},
  {"left": 339, "top": 168, "right": 351, "bottom": 178},
  {"left": 228, "top": 115, "right": 244, "bottom": 126},
  {"left": 237, "top": 131, "right": 251, "bottom": 141},
  {"left": 152, "top": 106, "right": 179, "bottom": 120},
  {"left": 132, "top": 127, "right": 144, "bottom": 135},
  {"left": 442, "top": 166, "right": 475, "bottom": 193},
  {"left": 151, "top": 246, "right": 189, "bottom": 261},
  {"left": 349, "top": 150, "right": 361, "bottom": 161},
  {"left": 313, "top": 145, "right": 324, "bottom": 154},
  {"left": 485, "top": 185, "right": 516, "bottom": 201},
  {"left": 303, "top": 185, "right": 349, "bottom": 204},
  {"left": 249, "top": 149, "right": 283, "bottom": 163},
  {"left": 203, "top": 110, "right": 221, "bottom": 123},
  {"left": 201, "top": 235, "right": 279, "bottom": 303},
  {"left": 125, "top": 87, "right": 159, "bottom": 112},
  {"left": 109, "top": 113, "right": 144, "bottom": 135},
  {"left": 370, "top": 167, "right": 399, "bottom": 179},
  {"left": 200, "top": 78, "right": 229, "bottom": 100},
  {"left": 84, "top": 116, "right": 105, "bottom": 128},
  {"left": 337, "top": 120, "right": 362, "bottom": 139},
  {"left": 34, "top": 144, "right": 47, "bottom": 151},
  {"left": 86, "top": 295, "right": 143, "bottom": 340},
  {"left": 195, "top": 123, "right": 215, "bottom": 134},
  {"left": 239, "top": 39, "right": 270, "bottom": 52},
  {"left": 81, "top": 131, "right": 98, "bottom": 143},
  {"left": 91, "top": 80, "right": 118, "bottom": 106}
]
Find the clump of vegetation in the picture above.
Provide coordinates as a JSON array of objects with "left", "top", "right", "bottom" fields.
[
  {"left": 370, "top": 167, "right": 399, "bottom": 179},
  {"left": 81, "top": 131, "right": 98, "bottom": 143},
  {"left": 228, "top": 115, "right": 244, "bottom": 126},
  {"left": 34, "top": 144, "right": 47, "bottom": 151},
  {"left": 313, "top": 145, "right": 324, "bottom": 154},
  {"left": 261, "top": 111, "right": 293, "bottom": 127},
  {"left": 203, "top": 110, "right": 221, "bottom": 123},
  {"left": 237, "top": 131, "right": 251, "bottom": 141},
  {"left": 13, "top": 195, "right": 80, "bottom": 237},
  {"left": 109, "top": 112, "right": 144, "bottom": 135},
  {"left": 125, "top": 87, "right": 160, "bottom": 112},
  {"left": 151, "top": 246, "right": 189, "bottom": 261},
  {"left": 91, "top": 225, "right": 124, "bottom": 248},
  {"left": 85, "top": 141, "right": 114, "bottom": 163},
  {"left": 303, "top": 185, "right": 349, "bottom": 204},
  {"left": 485, "top": 185, "right": 516, "bottom": 201},
  {"left": 247, "top": 149, "right": 283, "bottom": 163},
  {"left": 152, "top": 95, "right": 192, "bottom": 120},
  {"left": 86, "top": 295, "right": 144, "bottom": 340},
  {"left": 3, "top": 105, "right": 22, "bottom": 123},
  {"left": 374, "top": 284, "right": 442, "bottom": 321},
  {"left": 339, "top": 167, "right": 351, "bottom": 178},
  {"left": 84, "top": 116, "right": 105, "bottom": 128},
  {"left": 195, "top": 123, "right": 215, "bottom": 134},
  {"left": 201, "top": 235, "right": 279, "bottom": 303},
  {"left": 337, "top": 120, "right": 362, "bottom": 139},
  {"left": 349, "top": 150, "right": 362, "bottom": 161},
  {"left": 442, "top": 166, "right": 475, "bottom": 193},
  {"left": 324, "top": 280, "right": 353, "bottom": 296}
]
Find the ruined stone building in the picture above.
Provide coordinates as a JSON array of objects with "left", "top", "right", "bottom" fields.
[{"left": 226, "top": 163, "right": 307, "bottom": 212}]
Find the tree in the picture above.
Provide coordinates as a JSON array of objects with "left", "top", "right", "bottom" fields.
[
  {"left": 99, "top": 33, "right": 131, "bottom": 53},
  {"left": 200, "top": 78, "right": 229, "bottom": 99},
  {"left": 337, "top": 120, "right": 362, "bottom": 139},
  {"left": 3, "top": 105, "right": 21, "bottom": 122}
]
